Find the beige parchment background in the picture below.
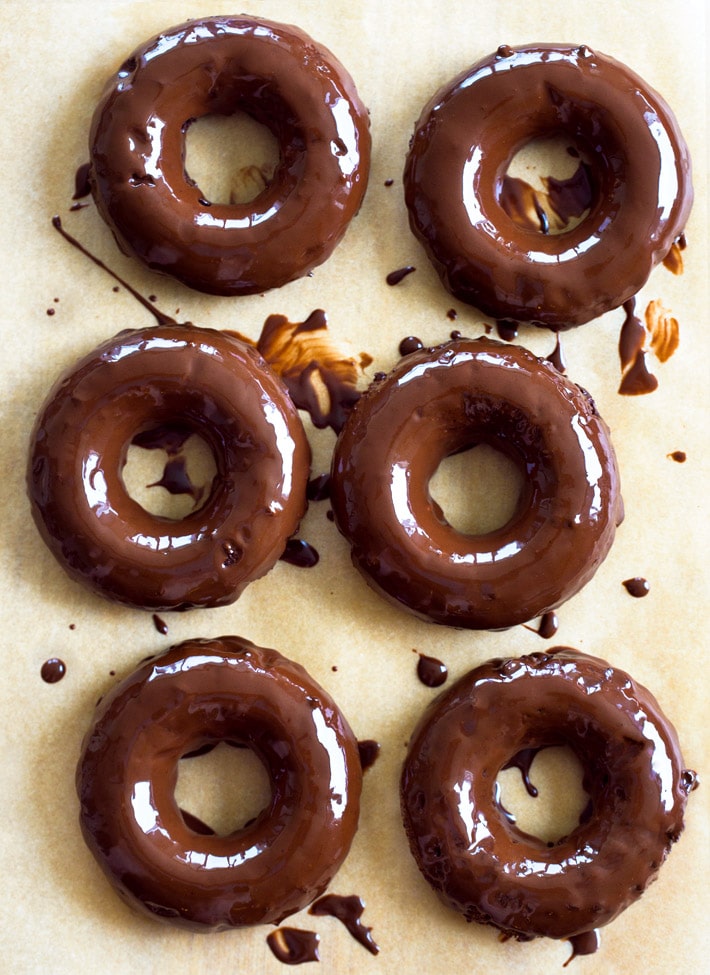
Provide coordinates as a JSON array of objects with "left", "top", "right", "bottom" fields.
[{"left": 0, "top": 1, "right": 707, "bottom": 972}]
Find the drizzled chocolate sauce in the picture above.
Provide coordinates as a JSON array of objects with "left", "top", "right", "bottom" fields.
[
  {"left": 398, "top": 335, "right": 424, "bottom": 356},
  {"left": 41, "top": 657, "right": 66, "bottom": 683},
  {"left": 51, "top": 217, "right": 177, "bottom": 327},
  {"left": 623, "top": 577, "right": 650, "bottom": 598},
  {"left": 386, "top": 265, "right": 416, "bottom": 286},
  {"left": 266, "top": 927, "right": 320, "bottom": 965},
  {"left": 280, "top": 539, "right": 320, "bottom": 568},
  {"left": 416, "top": 651, "right": 448, "bottom": 688},
  {"left": 357, "top": 739, "right": 380, "bottom": 772},
  {"left": 309, "top": 894, "right": 379, "bottom": 955},
  {"left": 152, "top": 614, "right": 169, "bottom": 635}
]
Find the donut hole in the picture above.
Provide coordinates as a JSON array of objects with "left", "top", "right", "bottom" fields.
[
  {"left": 184, "top": 111, "right": 280, "bottom": 205},
  {"left": 175, "top": 741, "right": 272, "bottom": 837},
  {"left": 501, "top": 136, "right": 595, "bottom": 235},
  {"left": 123, "top": 425, "right": 218, "bottom": 520},
  {"left": 428, "top": 443, "right": 524, "bottom": 535},
  {"left": 496, "top": 745, "right": 589, "bottom": 844}
]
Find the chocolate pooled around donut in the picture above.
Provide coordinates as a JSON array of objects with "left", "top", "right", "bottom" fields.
[
  {"left": 76, "top": 636, "right": 363, "bottom": 930},
  {"left": 404, "top": 44, "right": 693, "bottom": 328},
  {"left": 89, "top": 15, "right": 371, "bottom": 295},
  {"left": 330, "top": 337, "right": 622, "bottom": 629},
  {"left": 401, "top": 647, "right": 696, "bottom": 949}
]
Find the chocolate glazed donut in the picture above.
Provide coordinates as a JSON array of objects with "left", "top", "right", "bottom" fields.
[
  {"left": 89, "top": 15, "right": 371, "bottom": 295},
  {"left": 404, "top": 44, "right": 693, "bottom": 328},
  {"left": 330, "top": 338, "right": 622, "bottom": 629},
  {"left": 27, "top": 324, "right": 310, "bottom": 610},
  {"left": 77, "top": 636, "right": 363, "bottom": 930},
  {"left": 401, "top": 648, "right": 696, "bottom": 947}
]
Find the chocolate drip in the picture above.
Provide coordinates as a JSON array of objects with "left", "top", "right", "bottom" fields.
[
  {"left": 502, "top": 747, "right": 540, "bottom": 798},
  {"left": 564, "top": 929, "right": 600, "bottom": 965},
  {"left": 668, "top": 450, "right": 686, "bottom": 463},
  {"left": 622, "top": 577, "right": 649, "bottom": 598},
  {"left": 496, "top": 320, "right": 518, "bottom": 342},
  {"left": 546, "top": 335, "right": 566, "bottom": 374},
  {"left": 41, "top": 657, "right": 66, "bottom": 683},
  {"left": 309, "top": 894, "right": 379, "bottom": 955},
  {"left": 266, "top": 928, "right": 320, "bottom": 965},
  {"left": 307, "top": 474, "right": 331, "bottom": 502},
  {"left": 280, "top": 539, "right": 320, "bottom": 568},
  {"left": 72, "top": 162, "right": 92, "bottom": 200},
  {"left": 538, "top": 611, "right": 559, "bottom": 639},
  {"left": 132, "top": 423, "right": 193, "bottom": 455},
  {"left": 357, "top": 739, "right": 380, "bottom": 772},
  {"left": 446, "top": 308, "right": 458, "bottom": 321},
  {"left": 416, "top": 652, "right": 448, "bottom": 688},
  {"left": 147, "top": 456, "right": 204, "bottom": 504},
  {"left": 180, "top": 808, "right": 215, "bottom": 836},
  {"left": 399, "top": 335, "right": 424, "bottom": 356},
  {"left": 386, "top": 265, "right": 416, "bottom": 286},
  {"left": 50, "top": 217, "right": 177, "bottom": 326},
  {"left": 152, "top": 614, "right": 169, "bottom": 635},
  {"left": 384, "top": 178, "right": 394, "bottom": 187}
]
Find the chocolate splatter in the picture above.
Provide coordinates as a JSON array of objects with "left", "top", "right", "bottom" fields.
[
  {"left": 41, "top": 657, "right": 66, "bottom": 684},
  {"left": 72, "top": 162, "right": 92, "bottom": 200},
  {"left": 386, "top": 265, "right": 416, "bottom": 286},
  {"left": 51, "top": 216, "right": 177, "bottom": 326},
  {"left": 357, "top": 740, "right": 381, "bottom": 772},
  {"left": 152, "top": 614, "right": 169, "bottom": 635},
  {"left": 309, "top": 894, "right": 379, "bottom": 955},
  {"left": 280, "top": 539, "right": 320, "bottom": 568},
  {"left": 415, "top": 651, "right": 448, "bottom": 688},
  {"left": 266, "top": 928, "right": 320, "bottom": 965},
  {"left": 229, "top": 310, "right": 370, "bottom": 433},
  {"left": 622, "top": 577, "right": 650, "bottom": 598}
]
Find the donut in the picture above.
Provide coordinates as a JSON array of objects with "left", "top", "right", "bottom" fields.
[
  {"left": 401, "top": 647, "right": 696, "bottom": 947},
  {"left": 330, "top": 337, "right": 622, "bottom": 629},
  {"left": 89, "top": 15, "right": 371, "bottom": 295},
  {"left": 404, "top": 44, "right": 693, "bottom": 328},
  {"left": 76, "top": 636, "right": 363, "bottom": 930},
  {"left": 27, "top": 324, "right": 310, "bottom": 610}
]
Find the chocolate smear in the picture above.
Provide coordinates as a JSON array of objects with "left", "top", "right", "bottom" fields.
[
  {"left": 266, "top": 928, "right": 320, "bottom": 965},
  {"left": 310, "top": 894, "right": 379, "bottom": 955}
]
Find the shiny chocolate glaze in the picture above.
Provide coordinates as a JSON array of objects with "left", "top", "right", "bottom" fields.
[
  {"left": 401, "top": 648, "right": 695, "bottom": 944},
  {"left": 404, "top": 45, "right": 693, "bottom": 328},
  {"left": 27, "top": 325, "right": 310, "bottom": 610},
  {"left": 330, "top": 337, "right": 622, "bottom": 629},
  {"left": 76, "top": 637, "right": 363, "bottom": 931},
  {"left": 89, "top": 16, "right": 371, "bottom": 295}
]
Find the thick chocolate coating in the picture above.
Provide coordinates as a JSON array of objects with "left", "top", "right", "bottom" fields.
[
  {"left": 77, "top": 637, "right": 363, "bottom": 931},
  {"left": 404, "top": 44, "right": 693, "bottom": 328},
  {"left": 90, "top": 16, "right": 371, "bottom": 295},
  {"left": 401, "top": 648, "right": 695, "bottom": 942},
  {"left": 330, "top": 338, "right": 622, "bottom": 629},
  {"left": 27, "top": 325, "right": 310, "bottom": 610}
]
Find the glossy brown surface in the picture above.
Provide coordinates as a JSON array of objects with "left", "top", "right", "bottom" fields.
[
  {"left": 76, "top": 637, "right": 363, "bottom": 931},
  {"left": 401, "top": 647, "right": 695, "bottom": 942},
  {"left": 404, "top": 44, "right": 693, "bottom": 328},
  {"left": 27, "top": 324, "right": 310, "bottom": 610},
  {"left": 331, "top": 338, "right": 622, "bottom": 629},
  {"left": 90, "top": 15, "right": 371, "bottom": 295}
]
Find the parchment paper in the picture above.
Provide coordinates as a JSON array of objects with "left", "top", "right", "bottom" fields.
[{"left": 1, "top": 1, "right": 707, "bottom": 972}]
